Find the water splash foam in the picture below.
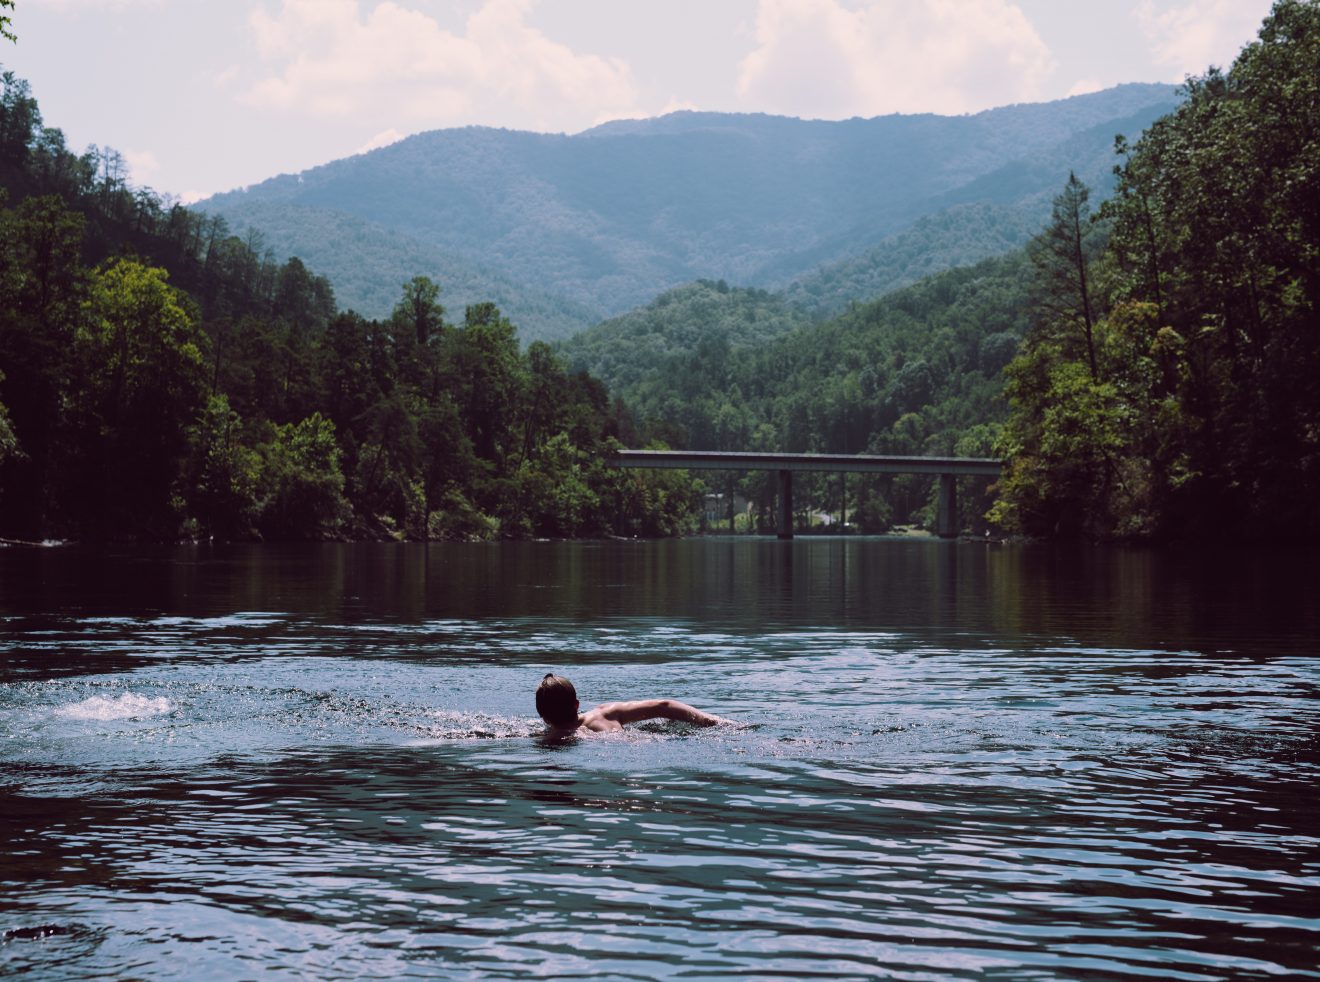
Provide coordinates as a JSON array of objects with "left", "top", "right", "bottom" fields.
[
  {"left": 55, "top": 693, "right": 175, "bottom": 721},
  {"left": 419, "top": 710, "right": 541, "bottom": 740}
]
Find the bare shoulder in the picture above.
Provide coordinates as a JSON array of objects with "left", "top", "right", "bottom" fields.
[
  {"left": 596, "top": 699, "right": 724, "bottom": 727},
  {"left": 579, "top": 704, "right": 625, "bottom": 732}
]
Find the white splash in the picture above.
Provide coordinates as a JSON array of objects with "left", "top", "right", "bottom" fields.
[
  {"left": 420, "top": 710, "right": 539, "bottom": 741},
  {"left": 56, "top": 693, "right": 176, "bottom": 721}
]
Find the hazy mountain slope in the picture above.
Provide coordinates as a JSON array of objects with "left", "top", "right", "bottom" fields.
[
  {"left": 558, "top": 280, "right": 812, "bottom": 395},
  {"left": 755, "top": 100, "right": 1175, "bottom": 293},
  {"left": 929, "top": 101, "right": 1175, "bottom": 212},
  {"left": 214, "top": 200, "right": 603, "bottom": 342},
  {"left": 202, "top": 84, "right": 1177, "bottom": 338},
  {"left": 766, "top": 100, "right": 1179, "bottom": 320},
  {"left": 779, "top": 202, "right": 1040, "bottom": 319}
]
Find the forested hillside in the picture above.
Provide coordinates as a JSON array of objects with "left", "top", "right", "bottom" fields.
[
  {"left": 561, "top": 257, "right": 1030, "bottom": 533},
  {"left": 994, "top": 0, "right": 1320, "bottom": 541},
  {"left": 0, "top": 70, "right": 696, "bottom": 543},
  {"left": 214, "top": 200, "right": 603, "bottom": 344},
  {"left": 201, "top": 85, "right": 1177, "bottom": 337},
  {"left": 556, "top": 1, "right": 1319, "bottom": 542},
  {"left": 560, "top": 280, "right": 812, "bottom": 402},
  {"left": 780, "top": 202, "right": 1039, "bottom": 320}
]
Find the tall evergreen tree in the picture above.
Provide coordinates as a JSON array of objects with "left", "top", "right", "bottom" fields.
[{"left": 1027, "top": 172, "right": 1101, "bottom": 379}]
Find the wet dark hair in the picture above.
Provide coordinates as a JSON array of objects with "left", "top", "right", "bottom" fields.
[{"left": 536, "top": 673, "right": 578, "bottom": 727}]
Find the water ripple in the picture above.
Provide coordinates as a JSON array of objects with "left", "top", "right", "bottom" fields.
[{"left": 3, "top": 543, "right": 1319, "bottom": 980}]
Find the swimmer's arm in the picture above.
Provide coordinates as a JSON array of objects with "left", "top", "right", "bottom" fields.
[{"left": 598, "top": 699, "right": 724, "bottom": 727}]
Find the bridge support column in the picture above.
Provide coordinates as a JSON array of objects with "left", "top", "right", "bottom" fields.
[
  {"left": 936, "top": 473, "right": 957, "bottom": 539},
  {"left": 778, "top": 469, "right": 794, "bottom": 540}
]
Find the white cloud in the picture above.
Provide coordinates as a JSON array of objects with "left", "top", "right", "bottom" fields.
[
  {"left": 357, "top": 127, "right": 405, "bottom": 154},
  {"left": 241, "top": 0, "right": 642, "bottom": 133},
  {"left": 124, "top": 149, "right": 161, "bottom": 186},
  {"left": 1067, "top": 78, "right": 1105, "bottom": 98},
  {"left": 735, "top": 0, "right": 1056, "bottom": 118},
  {"left": 658, "top": 97, "right": 701, "bottom": 116},
  {"left": 1136, "top": 0, "right": 1273, "bottom": 78},
  {"left": 214, "top": 64, "right": 242, "bottom": 88}
]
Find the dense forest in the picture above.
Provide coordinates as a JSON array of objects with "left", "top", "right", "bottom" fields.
[
  {"left": 209, "top": 200, "right": 602, "bottom": 345},
  {"left": 0, "top": 69, "right": 696, "bottom": 543},
  {"left": 994, "top": 0, "right": 1320, "bottom": 540},
  {"left": 560, "top": 260, "right": 1028, "bottom": 533},
  {"left": 3, "top": 0, "right": 1315, "bottom": 544}
]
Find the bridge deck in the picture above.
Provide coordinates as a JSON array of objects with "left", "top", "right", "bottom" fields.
[{"left": 612, "top": 449, "right": 1001, "bottom": 477}]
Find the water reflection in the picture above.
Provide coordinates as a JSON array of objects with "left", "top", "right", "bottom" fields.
[{"left": 4, "top": 539, "right": 1317, "bottom": 649}]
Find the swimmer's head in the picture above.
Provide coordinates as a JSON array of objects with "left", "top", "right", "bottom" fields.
[{"left": 536, "top": 673, "right": 579, "bottom": 727}]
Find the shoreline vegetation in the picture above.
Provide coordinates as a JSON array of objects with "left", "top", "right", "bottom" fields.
[
  {"left": 2, "top": 2, "right": 1317, "bottom": 546},
  {"left": 0, "top": 526, "right": 1024, "bottom": 549},
  {"left": 991, "top": 1, "right": 1319, "bottom": 542},
  {"left": 0, "top": 66, "right": 701, "bottom": 544}
]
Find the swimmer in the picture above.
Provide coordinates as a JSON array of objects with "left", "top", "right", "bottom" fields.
[{"left": 535, "top": 673, "right": 726, "bottom": 735}]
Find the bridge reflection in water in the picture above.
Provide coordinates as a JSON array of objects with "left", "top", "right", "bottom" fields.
[{"left": 610, "top": 450, "right": 1003, "bottom": 539}]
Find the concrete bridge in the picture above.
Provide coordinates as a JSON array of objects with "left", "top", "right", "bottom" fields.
[{"left": 610, "top": 450, "right": 1002, "bottom": 539}]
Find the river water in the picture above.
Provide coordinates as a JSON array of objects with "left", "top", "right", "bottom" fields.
[{"left": 1, "top": 538, "right": 1317, "bottom": 980}]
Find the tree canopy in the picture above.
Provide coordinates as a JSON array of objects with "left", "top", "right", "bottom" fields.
[
  {"left": 0, "top": 70, "right": 698, "bottom": 542},
  {"left": 993, "top": 0, "right": 1320, "bottom": 540}
]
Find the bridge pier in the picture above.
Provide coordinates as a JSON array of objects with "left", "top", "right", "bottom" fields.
[
  {"left": 778, "top": 469, "right": 794, "bottom": 540},
  {"left": 936, "top": 473, "right": 957, "bottom": 539}
]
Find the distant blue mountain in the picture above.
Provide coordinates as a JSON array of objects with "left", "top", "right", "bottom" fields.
[{"left": 200, "top": 84, "right": 1178, "bottom": 340}]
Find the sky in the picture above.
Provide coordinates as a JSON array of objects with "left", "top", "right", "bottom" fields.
[{"left": 2, "top": 0, "right": 1276, "bottom": 202}]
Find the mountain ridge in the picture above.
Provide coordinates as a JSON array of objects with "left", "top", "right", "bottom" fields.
[{"left": 200, "top": 83, "right": 1178, "bottom": 340}]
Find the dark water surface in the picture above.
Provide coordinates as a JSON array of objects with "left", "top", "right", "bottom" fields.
[{"left": 2, "top": 538, "right": 1317, "bottom": 980}]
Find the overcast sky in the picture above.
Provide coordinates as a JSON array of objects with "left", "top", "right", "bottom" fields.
[{"left": 2, "top": 0, "right": 1275, "bottom": 202}]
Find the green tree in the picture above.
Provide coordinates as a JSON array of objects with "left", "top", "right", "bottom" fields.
[
  {"left": 69, "top": 259, "right": 205, "bottom": 537},
  {"left": 1094, "top": 0, "right": 1320, "bottom": 537},
  {"left": 0, "top": 368, "right": 19, "bottom": 465},
  {"left": 256, "top": 413, "right": 348, "bottom": 540},
  {"left": 0, "top": 71, "right": 39, "bottom": 167},
  {"left": 182, "top": 394, "right": 260, "bottom": 540},
  {"left": 0, "top": 194, "right": 85, "bottom": 535},
  {"left": 316, "top": 311, "right": 384, "bottom": 436},
  {"left": 517, "top": 340, "right": 570, "bottom": 464},
  {"left": 598, "top": 440, "right": 701, "bottom": 538},
  {"left": 513, "top": 432, "right": 600, "bottom": 538},
  {"left": 993, "top": 347, "right": 1129, "bottom": 537},
  {"left": 416, "top": 391, "right": 475, "bottom": 531},
  {"left": 1028, "top": 173, "right": 1102, "bottom": 379},
  {"left": 392, "top": 275, "right": 444, "bottom": 349},
  {"left": 0, "top": 66, "right": 712, "bottom": 543},
  {"left": 348, "top": 388, "right": 422, "bottom": 535},
  {"left": 450, "top": 302, "right": 523, "bottom": 467}
]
